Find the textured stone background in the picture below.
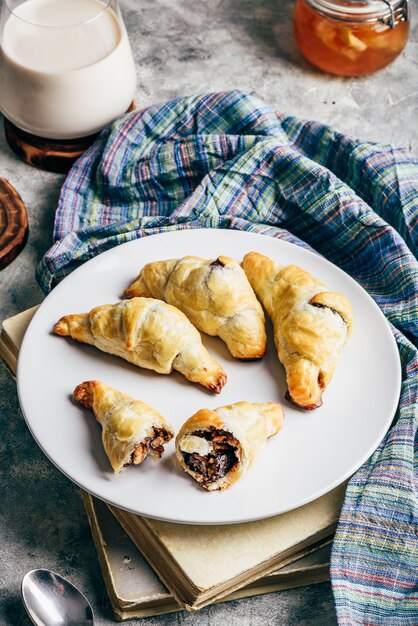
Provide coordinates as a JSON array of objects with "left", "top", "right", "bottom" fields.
[{"left": 0, "top": 0, "right": 417, "bottom": 624}]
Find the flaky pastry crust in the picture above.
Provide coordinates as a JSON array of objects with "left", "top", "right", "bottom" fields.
[
  {"left": 242, "top": 252, "right": 353, "bottom": 410},
  {"left": 54, "top": 297, "right": 226, "bottom": 393},
  {"left": 73, "top": 380, "right": 174, "bottom": 473},
  {"left": 124, "top": 255, "right": 267, "bottom": 359},
  {"left": 175, "top": 401, "right": 284, "bottom": 491}
]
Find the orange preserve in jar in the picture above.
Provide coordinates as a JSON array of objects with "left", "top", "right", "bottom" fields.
[{"left": 293, "top": 0, "right": 410, "bottom": 76}]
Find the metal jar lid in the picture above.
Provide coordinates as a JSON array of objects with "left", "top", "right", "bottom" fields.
[{"left": 305, "top": 0, "right": 409, "bottom": 27}]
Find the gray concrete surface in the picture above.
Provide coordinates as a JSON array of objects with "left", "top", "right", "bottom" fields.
[{"left": 0, "top": 0, "right": 417, "bottom": 624}]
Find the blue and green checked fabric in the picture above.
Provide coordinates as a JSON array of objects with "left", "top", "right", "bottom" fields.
[{"left": 37, "top": 91, "right": 418, "bottom": 625}]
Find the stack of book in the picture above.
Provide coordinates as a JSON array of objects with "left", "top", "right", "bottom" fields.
[{"left": 1, "top": 307, "right": 345, "bottom": 620}]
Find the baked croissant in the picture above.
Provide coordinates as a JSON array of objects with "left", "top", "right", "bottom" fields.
[
  {"left": 124, "top": 255, "right": 267, "bottom": 359},
  {"left": 73, "top": 380, "right": 174, "bottom": 473},
  {"left": 54, "top": 297, "right": 227, "bottom": 393},
  {"left": 176, "top": 401, "right": 284, "bottom": 491},
  {"left": 242, "top": 252, "right": 353, "bottom": 410}
]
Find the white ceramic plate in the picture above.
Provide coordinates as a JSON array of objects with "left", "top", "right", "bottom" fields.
[{"left": 17, "top": 229, "right": 401, "bottom": 524}]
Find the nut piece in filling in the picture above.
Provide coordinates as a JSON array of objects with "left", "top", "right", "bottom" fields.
[
  {"left": 175, "top": 402, "right": 284, "bottom": 491},
  {"left": 73, "top": 380, "right": 174, "bottom": 474},
  {"left": 126, "top": 427, "right": 173, "bottom": 467}
]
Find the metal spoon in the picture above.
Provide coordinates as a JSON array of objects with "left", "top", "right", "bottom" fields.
[{"left": 21, "top": 569, "right": 94, "bottom": 625}]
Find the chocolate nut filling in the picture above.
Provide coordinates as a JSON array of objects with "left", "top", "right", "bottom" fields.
[
  {"left": 125, "top": 427, "right": 172, "bottom": 467},
  {"left": 182, "top": 427, "right": 240, "bottom": 485}
]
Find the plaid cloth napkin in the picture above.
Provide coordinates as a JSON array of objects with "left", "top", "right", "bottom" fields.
[{"left": 37, "top": 91, "right": 418, "bottom": 625}]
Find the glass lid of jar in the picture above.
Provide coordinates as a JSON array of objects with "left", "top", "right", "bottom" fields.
[{"left": 306, "top": 0, "right": 409, "bottom": 25}]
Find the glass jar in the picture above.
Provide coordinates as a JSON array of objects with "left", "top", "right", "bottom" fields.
[{"left": 293, "top": 0, "right": 410, "bottom": 76}]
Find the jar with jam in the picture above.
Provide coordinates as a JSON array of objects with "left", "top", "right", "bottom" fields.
[{"left": 293, "top": 0, "right": 410, "bottom": 76}]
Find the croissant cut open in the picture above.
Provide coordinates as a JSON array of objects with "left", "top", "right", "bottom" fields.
[
  {"left": 73, "top": 380, "right": 174, "bottom": 473},
  {"left": 242, "top": 252, "right": 353, "bottom": 410},
  {"left": 54, "top": 297, "right": 227, "bottom": 393},
  {"left": 176, "top": 401, "right": 284, "bottom": 491},
  {"left": 124, "top": 255, "right": 267, "bottom": 359}
]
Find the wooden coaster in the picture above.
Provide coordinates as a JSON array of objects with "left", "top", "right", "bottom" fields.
[
  {"left": 0, "top": 178, "right": 29, "bottom": 269},
  {"left": 3, "top": 101, "right": 136, "bottom": 175}
]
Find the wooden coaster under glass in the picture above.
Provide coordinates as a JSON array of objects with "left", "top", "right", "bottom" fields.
[{"left": 3, "top": 101, "right": 136, "bottom": 174}]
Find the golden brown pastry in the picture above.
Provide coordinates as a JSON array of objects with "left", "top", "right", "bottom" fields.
[
  {"left": 242, "top": 252, "right": 353, "bottom": 410},
  {"left": 54, "top": 297, "right": 227, "bottom": 393},
  {"left": 124, "top": 255, "right": 266, "bottom": 359},
  {"left": 175, "top": 401, "right": 284, "bottom": 491},
  {"left": 73, "top": 380, "right": 174, "bottom": 473}
]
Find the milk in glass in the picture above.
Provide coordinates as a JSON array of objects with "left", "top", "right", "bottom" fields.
[{"left": 0, "top": 0, "right": 137, "bottom": 138}]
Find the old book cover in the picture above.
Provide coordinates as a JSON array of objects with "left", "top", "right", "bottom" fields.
[
  {"left": 83, "top": 491, "right": 331, "bottom": 620},
  {"left": 0, "top": 305, "right": 39, "bottom": 374},
  {"left": 108, "top": 484, "right": 343, "bottom": 611}
]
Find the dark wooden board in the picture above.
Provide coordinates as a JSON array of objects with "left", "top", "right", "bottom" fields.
[
  {"left": 4, "top": 119, "right": 100, "bottom": 174},
  {"left": 0, "top": 178, "right": 29, "bottom": 269},
  {"left": 3, "top": 101, "right": 136, "bottom": 174}
]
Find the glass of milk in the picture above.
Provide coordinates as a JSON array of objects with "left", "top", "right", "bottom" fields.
[{"left": 0, "top": 0, "right": 137, "bottom": 139}]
